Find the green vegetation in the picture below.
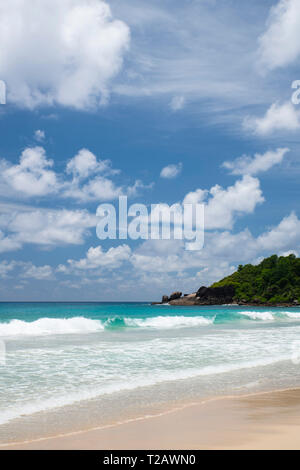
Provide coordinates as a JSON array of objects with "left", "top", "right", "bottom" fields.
[{"left": 211, "top": 254, "right": 300, "bottom": 304}]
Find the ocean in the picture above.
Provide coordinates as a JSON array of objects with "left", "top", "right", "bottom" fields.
[{"left": 1, "top": 302, "right": 300, "bottom": 444}]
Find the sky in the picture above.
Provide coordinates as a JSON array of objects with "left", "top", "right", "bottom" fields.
[{"left": 0, "top": 0, "right": 300, "bottom": 301}]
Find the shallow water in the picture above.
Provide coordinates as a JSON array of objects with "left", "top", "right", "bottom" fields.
[{"left": 1, "top": 302, "right": 300, "bottom": 443}]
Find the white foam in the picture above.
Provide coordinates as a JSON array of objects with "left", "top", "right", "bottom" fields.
[
  {"left": 0, "top": 317, "right": 104, "bottom": 338},
  {"left": 239, "top": 311, "right": 274, "bottom": 321},
  {"left": 0, "top": 352, "right": 288, "bottom": 426},
  {"left": 280, "top": 311, "right": 300, "bottom": 319},
  {"left": 124, "top": 315, "right": 215, "bottom": 329}
]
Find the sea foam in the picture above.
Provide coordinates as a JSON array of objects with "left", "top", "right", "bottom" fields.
[
  {"left": 122, "top": 315, "right": 215, "bottom": 329},
  {"left": 0, "top": 317, "right": 104, "bottom": 338},
  {"left": 239, "top": 311, "right": 274, "bottom": 321}
]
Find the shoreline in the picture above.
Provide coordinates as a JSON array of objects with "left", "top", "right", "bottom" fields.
[
  {"left": 153, "top": 301, "right": 300, "bottom": 307},
  {"left": 2, "top": 386, "right": 300, "bottom": 450}
]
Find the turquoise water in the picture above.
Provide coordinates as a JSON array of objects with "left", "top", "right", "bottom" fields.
[{"left": 1, "top": 302, "right": 300, "bottom": 443}]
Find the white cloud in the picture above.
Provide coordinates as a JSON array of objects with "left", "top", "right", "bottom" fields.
[
  {"left": 0, "top": 147, "right": 58, "bottom": 197},
  {"left": 223, "top": 148, "right": 289, "bottom": 176},
  {"left": 170, "top": 96, "right": 185, "bottom": 111},
  {"left": 0, "top": 0, "right": 130, "bottom": 109},
  {"left": 63, "top": 148, "right": 125, "bottom": 201},
  {"left": 128, "top": 211, "right": 300, "bottom": 286},
  {"left": 183, "top": 189, "right": 207, "bottom": 205},
  {"left": 64, "top": 244, "right": 131, "bottom": 272},
  {"left": 66, "top": 149, "right": 117, "bottom": 179},
  {"left": 183, "top": 175, "right": 264, "bottom": 230},
  {"left": 126, "top": 180, "right": 154, "bottom": 198},
  {"left": 131, "top": 252, "right": 181, "bottom": 273},
  {"left": 0, "top": 260, "right": 54, "bottom": 281},
  {"left": 129, "top": 233, "right": 250, "bottom": 278},
  {"left": 258, "top": 0, "right": 300, "bottom": 70},
  {"left": 0, "top": 206, "right": 97, "bottom": 248},
  {"left": 244, "top": 102, "right": 300, "bottom": 135},
  {"left": 34, "top": 130, "right": 45, "bottom": 142},
  {"left": 64, "top": 176, "right": 123, "bottom": 202},
  {"left": 160, "top": 163, "right": 182, "bottom": 179},
  {"left": 128, "top": 175, "right": 264, "bottom": 243},
  {"left": 0, "top": 261, "right": 16, "bottom": 278},
  {"left": 257, "top": 212, "right": 300, "bottom": 252},
  {"left": 0, "top": 231, "right": 22, "bottom": 253},
  {"left": 21, "top": 263, "right": 54, "bottom": 280},
  {"left": 0, "top": 146, "right": 151, "bottom": 202}
]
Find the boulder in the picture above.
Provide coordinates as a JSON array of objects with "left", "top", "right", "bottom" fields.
[
  {"left": 161, "top": 295, "right": 169, "bottom": 303},
  {"left": 195, "top": 285, "right": 235, "bottom": 305},
  {"left": 196, "top": 286, "right": 207, "bottom": 297},
  {"left": 169, "top": 291, "right": 182, "bottom": 301}
]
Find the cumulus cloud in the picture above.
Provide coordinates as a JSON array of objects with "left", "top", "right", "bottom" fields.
[
  {"left": 0, "top": 261, "right": 16, "bottom": 278},
  {"left": 258, "top": 0, "right": 300, "bottom": 70},
  {"left": 0, "top": 147, "right": 151, "bottom": 202},
  {"left": 183, "top": 175, "right": 264, "bottom": 230},
  {"left": 127, "top": 211, "right": 300, "bottom": 287},
  {"left": 131, "top": 252, "right": 181, "bottom": 273},
  {"left": 64, "top": 148, "right": 122, "bottom": 202},
  {"left": 0, "top": 0, "right": 130, "bottom": 109},
  {"left": 0, "top": 260, "right": 54, "bottom": 281},
  {"left": 62, "top": 244, "right": 131, "bottom": 272},
  {"left": 66, "top": 149, "right": 118, "bottom": 180},
  {"left": 127, "top": 175, "right": 263, "bottom": 243},
  {"left": 257, "top": 212, "right": 300, "bottom": 252},
  {"left": 160, "top": 163, "right": 182, "bottom": 179},
  {"left": 0, "top": 147, "right": 57, "bottom": 197},
  {"left": 244, "top": 102, "right": 300, "bottom": 135},
  {"left": 0, "top": 203, "right": 97, "bottom": 250},
  {"left": 20, "top": 263, "right": 54, "bottom": 280},
  {"left": 9, "top": 209, "right": 97, "bottom": 247},
  {"left": 67, "top": 177, "right": 123, "bottom": 202},
  {"left": 223, "top": 148, "right": 289, "bottom": 176},
  {"left": 129, "top": 232, "right": 253, "bottom": 277},
  {"left": 0, "top": 231, "right": 22, "bottom": 253}
]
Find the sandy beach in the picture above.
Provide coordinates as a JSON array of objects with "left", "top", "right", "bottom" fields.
[{"left": 2, "top": 388, "right": 300, "bottom": 450}]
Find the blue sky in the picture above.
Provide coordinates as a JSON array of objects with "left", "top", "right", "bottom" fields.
[{"left": 0, "top": 0, "right": 300, "bottom": 301}]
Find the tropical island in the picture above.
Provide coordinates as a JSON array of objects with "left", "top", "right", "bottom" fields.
[{"left": 156, "top": 254, "right": 300, "bottom": 307}]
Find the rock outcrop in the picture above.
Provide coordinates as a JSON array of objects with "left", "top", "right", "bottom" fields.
[
  {"left": 195, "top": 285, "right": 235, "bottom": 305},
  {"left": 169, "top": 291, "right": 182, "bottom": 301},
  {"left": 155, "top": 285, "right": 235, "bottom": 306},
  {"left": 154, "top": 255, "right": 300, "bottom": 307}
]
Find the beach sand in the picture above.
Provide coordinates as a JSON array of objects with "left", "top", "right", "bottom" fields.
[{"left": 2, "top": 388, "right": 300, "bottom": 450}]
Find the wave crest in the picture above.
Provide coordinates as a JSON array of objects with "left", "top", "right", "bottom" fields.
[
  {"left": 239, "top": 311, "right": 274, "bottom": 321},
  {"left": 124, "top": 315, "right": 215, "bottom": 329},
  {"left": 0, "top": 317, "right": 104, "bottom": 338}
]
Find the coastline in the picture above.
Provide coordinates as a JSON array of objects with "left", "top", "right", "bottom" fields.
[
  {"left": 153, "top": 301, "right": 300, "bottom": 307},
  {"left": 2, "top": 387, "right": 300, "bottom": 450}
]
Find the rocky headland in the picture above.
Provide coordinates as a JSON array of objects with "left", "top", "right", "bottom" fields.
[
  {"left": 153, "top": 255, "right": 300, "bottom": 307},
  {"left": 153, "top": 285, "right": 237, "bottom": 306}
]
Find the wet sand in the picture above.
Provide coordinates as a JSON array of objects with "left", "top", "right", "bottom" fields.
[{"left": 2, "top": 388, "right": 300, "bottom": 450}]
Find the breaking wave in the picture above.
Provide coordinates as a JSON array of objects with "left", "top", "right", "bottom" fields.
[
  {"left": 2, "top": 308, "right": 300, "bottom": 339},
  {"left": 239, "top": 311, "right": 275, "bottom": 321},
  {"left": 121, "top": 315, "right": 215, "bottom": 329},
  {"left": 0, "top": 315, "right": 215, "bottom": 338},
  {"left": 0, "top": 317, "right": 104, "bottom": 338}
]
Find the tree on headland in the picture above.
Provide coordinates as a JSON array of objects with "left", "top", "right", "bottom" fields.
[{"left": 211, "top": 254, "right": 300, "bottom": 304}]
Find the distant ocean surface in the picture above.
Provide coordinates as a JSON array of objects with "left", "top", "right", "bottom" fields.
[{"left": 1, "top": 302, "right": 300, "bottom": 443}]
